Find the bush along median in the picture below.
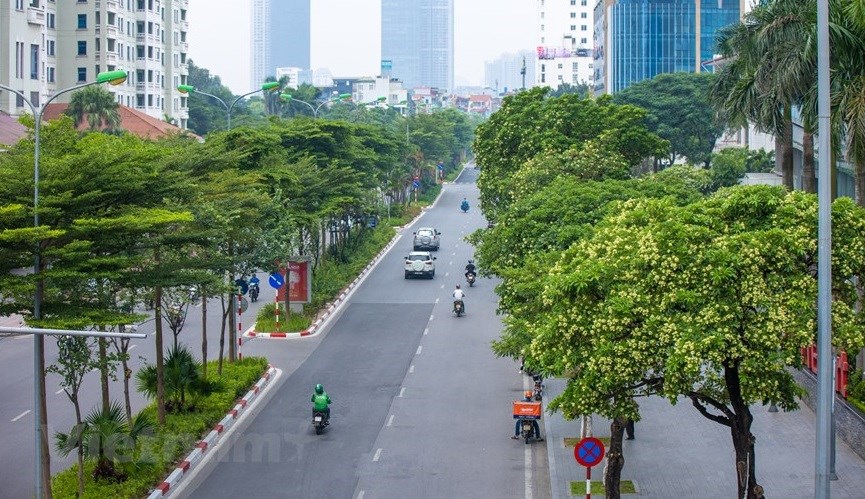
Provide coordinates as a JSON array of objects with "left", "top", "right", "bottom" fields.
[{"left": 51, "top": 353, "right": 268, "bottom": 499}]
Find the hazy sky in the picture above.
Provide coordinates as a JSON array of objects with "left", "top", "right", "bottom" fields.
[{"left": 187, "top": 0, "right": 536, "bottom": 93}]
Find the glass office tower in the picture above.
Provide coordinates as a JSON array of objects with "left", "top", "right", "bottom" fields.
[
  {"left": 607, "top": 0, "right": 739, "bottom": 93},
  {"left": 381, "top": 0, "right": 453, "bottom": 91}
]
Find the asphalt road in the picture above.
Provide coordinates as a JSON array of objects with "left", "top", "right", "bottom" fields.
[
  {"left": 185, "top": 166, "right": 551, "bottom": 499},
  {"left": 0, "top": 275, "right": 272, "bottom": 498}
]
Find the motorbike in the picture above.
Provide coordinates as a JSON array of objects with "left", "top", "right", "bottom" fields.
[
  {"left": 312, "top": 410, "right": 329, "bottom": 435},
  {"left": 520, "top": 419, "right": 536, "bottom": 444},
  {"left": 533, "top": 375, "right": 544, "bottom": 401},
  {"left": 249, "top": 283, "right": 260, "bottom": 302},
  {"left": 466, "top": 272, "right": 476, "bottom": 287},
  {"left": 453, "top": 299, "right": 465, "bottom": 317}
]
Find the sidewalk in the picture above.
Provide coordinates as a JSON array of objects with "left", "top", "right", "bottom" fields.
[{"left": 543, "top": 378, "right": 865, "bottom": 498}]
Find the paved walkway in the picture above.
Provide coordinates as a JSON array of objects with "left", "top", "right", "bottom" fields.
[{"left": 543, "top": 378, "right": 865, "bottom": 498}]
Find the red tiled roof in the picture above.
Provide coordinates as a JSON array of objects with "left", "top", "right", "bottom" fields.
[
  {"left": 42, "top": 103, "right": 195, "bottom": 140},
  {"left": 469, "top": 95, "right": 492, "bottom": 102},
  {"left": 0, "top": 112, "right": 29, "bottom": 146}
]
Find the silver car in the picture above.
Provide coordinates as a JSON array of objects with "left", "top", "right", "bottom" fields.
[{"left": 413, "top": 228, "right": 441, "bottom": 251}]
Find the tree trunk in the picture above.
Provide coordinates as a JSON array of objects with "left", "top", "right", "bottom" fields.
[
  {"left": 154, "top": 285, "right": 166, "bottom": 425},
  {"left": 201, "top": 292, "right": 208, "bottom": 379},
  {"left": 802, "top": 131, "right": 816, "bottom": 193},
  {"left": 38, "top": 333, "right": 52, "bottom": 498},
  {"left": 605, "top": 417, "right": 627, "bottom": 499},
  {"left": 121, "top": 347, "right": 132, "bottom": 422},
  {"left": 74, "top": 399, "right": 84, "bottom": 497},
  {"left": 218, "top": 295, "right": 227, "bottom": 376},
  {"left": 228, "top": 242, "right": 236, "bottom": 362},
  {"left": 857, "top": 156, "right": 865, "bottom": 208},
  {"left": 782, "top": 107, "right": 794, "bottom": 190},
  {"left": 725, "top": 364, "right": 763, "bottom": 499},
  {"left": 98, "top": 337, "right": 109, "bottom": 412}
]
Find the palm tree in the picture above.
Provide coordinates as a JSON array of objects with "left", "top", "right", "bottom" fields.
[
  {"left": 55, "top": 402, "right": 153, "bottom": 488},
  {"left": 65, "top": 86, "right": 122, "bottom": 133},
  {"left": 837, "top": 0, "right": 865, "bottom": 205}
]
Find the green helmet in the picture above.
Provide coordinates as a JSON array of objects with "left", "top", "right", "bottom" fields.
[{"left": 315, "top": 384, "right": 324, "bottom": 394}]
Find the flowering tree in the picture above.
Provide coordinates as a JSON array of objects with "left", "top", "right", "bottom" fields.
[{"left": 530, "top": 186, "right": 865, "bottom": 498}]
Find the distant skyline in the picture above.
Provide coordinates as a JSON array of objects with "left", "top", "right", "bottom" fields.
[{"left": 188, "top": 0, "right": 535, "bottom": 93}]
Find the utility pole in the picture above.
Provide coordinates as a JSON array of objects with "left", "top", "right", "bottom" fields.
[{"left": 520, "top": 56, "right": 527, "bottom": 90}]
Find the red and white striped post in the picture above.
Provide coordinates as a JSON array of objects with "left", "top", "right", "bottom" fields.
[
  {"left": 274, "top": 290, "right": 280, "bottom": 331},
  {"left": 237, "top": 292, "right": 243, "bottom": 360}
]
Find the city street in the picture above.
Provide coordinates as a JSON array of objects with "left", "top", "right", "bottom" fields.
[
  {"left": 181, "top": 167, "right": 551, "bottom": 498},
  {"left": 0, "top": 274, "right": 272, "bottom": 498}
]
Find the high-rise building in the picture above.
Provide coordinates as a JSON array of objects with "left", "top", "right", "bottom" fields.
[
  {"left": 535, "top": 0, "right": 595, "bottom": 89},
  {"left": 251, "top": 0, "right": 270, "bottom": 88},
  {"left": 593, "top": 0, "right": 740, "bottom": 94},
  {"left": 485, "top": 51, "right": 537, "bottom": 94},
  {"left": 381, "top": 0, "right": 454, "bottom": 91},
  {"left": 271, "top": 0, "right": 310, "bottom": 72},
  {"left": 1, "top": 0, "right": 189, "bottom": 128}
]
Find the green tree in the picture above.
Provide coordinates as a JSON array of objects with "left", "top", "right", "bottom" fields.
[
  {"left": 708, "top": 147, "right": 749, "bottom": 191},
  {"left": 613, "top": 72, "right": 725, "bottom": 167},
  {"left": 186, "top": 59, "right": 252, "bottom": 135},
  {"left": 528, "top": 187, "right": 865, "bottom": 498},
  {"left": 65, "top": 86, "right": 122, "bottom": 134}
]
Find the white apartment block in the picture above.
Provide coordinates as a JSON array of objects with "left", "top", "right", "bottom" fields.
[
  {"left": 1, "top": 0, "right": 189, "bottom": 128},
  {"left": 536, "top": 0, "right": 594, "bottom": 88},
  {"left": 485, "top": 50, "right": 538, "bottom": 94},
  {"left": 250, "top": 0, "right": 268, "bottom": 91},
  {"left": 352, "top": 76, "right": 407, "bottom": 107}
]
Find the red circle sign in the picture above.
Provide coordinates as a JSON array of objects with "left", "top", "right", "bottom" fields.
[{"left": 574, "top": 437, "right": 605, "bottom": 467}]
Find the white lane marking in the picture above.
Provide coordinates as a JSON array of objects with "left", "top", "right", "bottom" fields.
[
  {"left": 11, "top": 410, "right": 30, "bottom": 422},
  {"left": 55, "top": 388, "right": 65, "bottom": 395},
  {"left": 373, "top": 448, "right": 382, "bottom": 462},
  {"left": 398, "top": 387, "right": 406, "bottom": 398},
  {"left": 424, "top": 328, "right": 428, "bottom": 336},
  {"left": 387, "top": 415, "right": 394, "bottom": 427},
  {"left": 409, "top": 365, "right": 415, "bottom": 373},
  {"left": 445, "top": 272, "right": 449, "bottom": 277},
  {"left": 429, "top": 314, "right": 434, "bottom": 321},
  {"left": 416, "top": 345, "right": 423, "bottom": 355},
  {"left": 435, "top": 298, "right": 440, "bottom": 304},
  {"left": 128, "top": 344, "right": 138, "bottom": 351},
  {"left": 358, "top": 492, "right": 365, "bottom": 499},
  {"left": 452, "top": 252, "right": 456, "bottom": 256},
  {"left": 525, "top": 444, "right": 533, "bottom": 499},
  {"left": 440, "top": 284, "right": 444, "bottom": 289}
]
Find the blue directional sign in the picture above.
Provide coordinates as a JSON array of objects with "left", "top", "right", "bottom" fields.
[
  {"left": 437, "top": 162, "right": 444, "bottom": 170},
  {"left": 235, "top": 278, "right": 249, "bottom": 296},
  {"left": 268, "top": 272, "right": 285, "bottom": 289},
  {"left": 412, "top": 180, "right": 420, "bottom": 189},
  {"left": 574, "top": 437, "right": 605, "bottom": 468}
]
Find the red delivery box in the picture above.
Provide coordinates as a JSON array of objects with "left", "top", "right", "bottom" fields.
[{"left": 513, "top": 401, "right": 542, "bottom": 420}]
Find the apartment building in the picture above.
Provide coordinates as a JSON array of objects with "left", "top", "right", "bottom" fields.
[
  {"left": 536, "top": 0, "right": 595, "bottom": 89},
  {"left": 381, "top": 0, "right": 454, "bottom": 92},
  {"left": 1, "top": 0, "right": 189, "bottom": 128}
]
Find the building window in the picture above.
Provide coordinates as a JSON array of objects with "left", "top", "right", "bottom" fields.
[
  {"left": 571, "top": 25, "right": 576, "bottom": 30},
  {"left": 47, "top": 40, "right": 55, "bottom": 56},
  {"left": 47, "top": 67, "right": 55, "bottom": 83},
  {"left": 571, "top": 12, "right": 576, "bottom": 18},
  {"left": 570, "top": 0, "right": 576, "bottom": 4},
  {"left": 77, "top": 67, "right": 87, "bottom": 82},
  {"left": 573, "top": 62, "right": 578, "bottom": 71},
  {"left": 15, "top": 42, "right": 24, "bottom": 78},
  {"left": 581, "top": 12, "right": 587, "bottom": 18},
  {"left": 77, "top": 41, "right": 87, "bottom": 56},
  {"left": 15, "top": 0, "right": 24, "bottom": 9},
  {"left": 581, "top": 38, "right": 587, "bottom": 44},
  {"left": 78, "top": 14, "right": 87, "bottom": 29},
  {"left": 47, "top": 13, "right": 55, "bottom": 29},
  {"left": 30, "top": 44, "right": 39, "bottom": 80},
  {"left": 581, "top": 0, "right": 587, "bottom": 4},
  {"left": 17, "top": 92, "right": 25, "bottom": 108},
  {"left": 31, "top": 91, "right": 40, "bottom": 107},
  {"left": 581, "top": 25, "right": 587, "bottom": 31}
]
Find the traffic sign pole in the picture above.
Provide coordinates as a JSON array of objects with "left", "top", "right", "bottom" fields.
[
  {"left": 237, "top": 293, "right": 243, "bottom": 360},
  {"left": 574, "top": 436, "right": 605, "bottom": 498},
  {"left": 586, "top": 466, "right": 591, "bottom": 499}
]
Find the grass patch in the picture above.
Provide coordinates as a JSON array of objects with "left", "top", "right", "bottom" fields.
[
  {"left": 254, "top": 303, "right": 312, "bottom": 333},
  {"left": 569, "top": 480, "right": 637, "bottom": 495},
  {"left": 51, "top": 357, "right": 268, "bottom": 498},
  {"left": 849, "top": 396, "right": 865, "bottom": 415},
  {"left": 564, "top": 437, "right": 611, "bottom": 447}
]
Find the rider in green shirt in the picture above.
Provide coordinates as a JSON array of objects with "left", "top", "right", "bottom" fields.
[{"left": 311, "top": 384, "right": 331, "bottom": 420}]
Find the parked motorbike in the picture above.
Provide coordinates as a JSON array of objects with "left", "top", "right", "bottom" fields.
[
  {"left": 249, "top": 283, "right": 260, "bottom": 302},
  {"left": 453, "top": 299, "right": 465, "bottom": 317},
  {"left": 312, "top": 410, "right": 329, "bottom": 435},
  {"left": 466, "top": 272, "right": 476, "bottom": 287},
  {"left": 533, "top": 375, "right": 544, "bottom": 401}
]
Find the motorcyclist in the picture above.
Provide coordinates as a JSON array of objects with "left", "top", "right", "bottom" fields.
[
  {"left": 311, "top": 384, "right": 331, "bottom": 421},
  {"left": 512, "top": 391, "right": 543, "bottom": 440},
  {"left": 248, "top": 274, "right": 260, "bottom": 301},
  {"left": 453, "top": 284, "right": 466, "bottom": 312},
  {"left": 464, "top": 260, "right": 476, "bottom": 279},
  {"left": 460, "top": 198, "right": 470, "bottom": 212}
]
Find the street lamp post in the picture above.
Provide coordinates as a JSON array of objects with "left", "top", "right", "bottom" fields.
[
  {"left": 279, "top": 92, "right": 351, "bottom": 118},
  {"left": 0, "top": 69, "right": 129, "bottom": 499},
  {"left": 177, "top": 81, "right": 281, "bottom": 130}
]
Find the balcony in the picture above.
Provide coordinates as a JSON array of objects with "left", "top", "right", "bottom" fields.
[
  {"left": 180, "top": 20, "right": 189, "bottom": 32},
  {"left": 27, "top": 7, "right": 46, "bottom": 25},
  {"left": 107, "top": 25, "right": 118, "bottom": 37},
  {"left": 106, "top": 0, "right": 119, "bottom": 11},
  {"left": 180, "top": 42, "right": 188, "bottom": 53},
  {"left": 179, "top": 64, "right": 188, "bottom": 76}
]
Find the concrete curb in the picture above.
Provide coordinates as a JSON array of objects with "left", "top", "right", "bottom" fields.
[
  {"left": 243, "top": 177, "right": 450, "bottom": 341},
  {"left": 146, "top": 365, "right": 278, "bottom": 498}
]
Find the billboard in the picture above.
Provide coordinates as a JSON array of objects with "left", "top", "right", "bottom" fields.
[
  {"left": 381, "top": 59, "right": 393, "bottom": 73},
  {"left": 276, "top": 260, "right": 312, "bottom": 304}
]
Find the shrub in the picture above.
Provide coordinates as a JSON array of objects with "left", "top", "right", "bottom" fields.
[
  {"left": 254, "top": 303, "right": 311, "bottom": 333},
  {"left": 136, "top": 346, "right": 219, "bottom": 412}
]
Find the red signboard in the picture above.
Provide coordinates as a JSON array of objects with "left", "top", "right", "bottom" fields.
[{"left": 275, "top": 260, "right": 311, "bottom": 304}]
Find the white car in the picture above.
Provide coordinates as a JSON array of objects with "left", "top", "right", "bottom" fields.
[{"left": 404, "top": 251, "right": 436, "bottom": 279}]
